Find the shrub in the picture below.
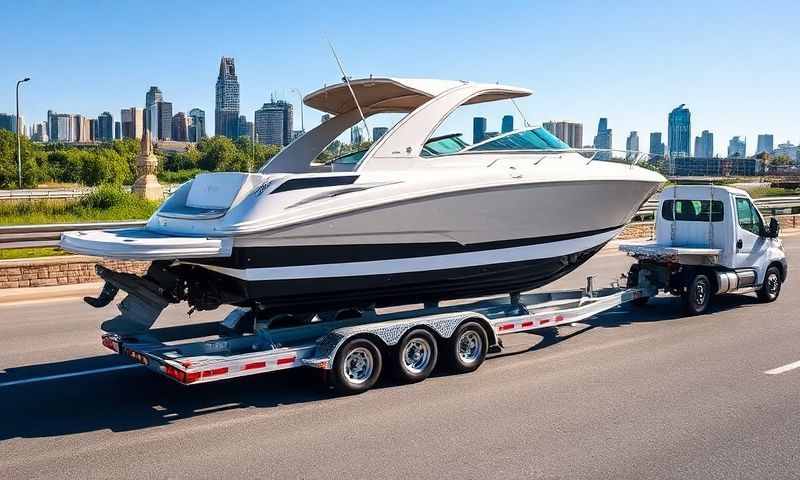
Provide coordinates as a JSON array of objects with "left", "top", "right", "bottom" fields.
[{"left": 80, "top": 184, "right": 130, "bottom": 209}]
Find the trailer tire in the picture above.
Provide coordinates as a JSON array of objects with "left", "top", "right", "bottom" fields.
[
  {"left": 330, "top": 337, "right": 383, "bottom": 394},
  {"left": 444, "top": 321, "right": 488, "bottom": 374},
  {"left": 757, "top": 266, "right": 781, "bottom": 303},
  {"left": 392, "top": 329, "right": 438, "bottom": 383},
  {"left": 684, "top": 273, "right": 712, "bottom": 315}
]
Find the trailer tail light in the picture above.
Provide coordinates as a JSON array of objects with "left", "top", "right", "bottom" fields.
[
  {"left": 521, "top": 321, "right": 534, "bottom": 328},
  {"left": 244, "top": 361, "right": 266, "bottom": 371},
  {"left": 102, "top": 336, "right": 119, "bottom": 352},
  {"left": 185, "top": 371, "right": 201, "bottom": 383},
  {"left": 498, "top": 323, "right": 515, "bottom": 331},
  {"left": 276, "top": 356, "right": 296, "bottom": 366},
  {"left": 164, "top": 365, "right": 185, "bottom": 382}
]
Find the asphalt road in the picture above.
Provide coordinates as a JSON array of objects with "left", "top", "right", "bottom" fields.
[{"left": 2, "top": 239, "right": 800, "bottom": 479}]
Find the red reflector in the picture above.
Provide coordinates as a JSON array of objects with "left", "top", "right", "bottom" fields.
[
  {"left": 555, "top": 315, "right": 564, "bottom": 322},
  {"left": 276, "top": 357, "right": 296, "bottom": 366},
  {"left": 244, "top": 361, "right": 266, "bottom": 370},
  {"left": 164, "top": 366, "right": 183, "bottom": 381},
  {"left": 101, "top": 337, "right": 119, "bottom": 352},
  {"left": 499, "top": 323, "right": 515, "bottom": 331},
  {"left": 203, "top": 367, "right": 229, "bottom": 377},
  {"left": 185, "top": 372, "right": 201, "bottom": 383},
  {"left": 521, "top": 321, "right": 534, "bottom": 328},
  {"left": 540, "top": 318, "right": 551, "bottom": 324}
]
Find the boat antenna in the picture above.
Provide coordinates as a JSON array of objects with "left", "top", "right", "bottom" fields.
[
  {"left": 328, "top": 41, "right": 370, "bottom": 142},
  {"left": 510, "top": 98, "right": 531, "bottom": 128}
]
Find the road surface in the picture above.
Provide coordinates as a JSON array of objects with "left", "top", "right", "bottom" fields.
[{"left": 2, "top": 239, "right": 800, "bottom": 479}]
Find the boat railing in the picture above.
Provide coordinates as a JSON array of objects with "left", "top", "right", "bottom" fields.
[{"left": 573, "top": 149, "right": 655, "bottom": 168}]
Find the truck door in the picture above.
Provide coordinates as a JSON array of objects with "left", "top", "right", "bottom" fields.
[{"left": 734, "top": 196, "right": 767, "bottom": 269}]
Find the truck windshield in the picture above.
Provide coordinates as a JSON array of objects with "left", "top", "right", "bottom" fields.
[{"left": 662, "top": 199, "right": 724, "bottom": 222}]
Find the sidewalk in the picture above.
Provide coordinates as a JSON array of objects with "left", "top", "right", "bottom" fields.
[{"left": 0, "top": 281, "right": 103, "bottom": 306}]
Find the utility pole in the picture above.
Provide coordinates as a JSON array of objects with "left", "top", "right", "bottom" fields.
[
  {"left": 16, "top": 77, "right": 30, "bottom": 188},
  {"left": 290, "top": 88, "right": 304, "bottom": 133}
]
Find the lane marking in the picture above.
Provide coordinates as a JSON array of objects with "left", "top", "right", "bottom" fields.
[
  {"left": 0, "top": 364, "right": 141, "bottom": 387},
  {"left": 765, "top": 360, "right": 800, "bottom": 375}
]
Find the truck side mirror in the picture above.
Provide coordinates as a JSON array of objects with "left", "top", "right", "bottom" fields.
[{"left": 768, "top": 217, "right": 780, "bottom": 238}]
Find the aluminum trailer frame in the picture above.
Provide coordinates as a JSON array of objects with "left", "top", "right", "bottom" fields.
[{"left": 100, "top": 280, "right": 647, "bottom": 386}]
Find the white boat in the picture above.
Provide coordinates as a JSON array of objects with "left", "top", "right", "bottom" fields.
[{"left": 61, "top": 77, "right": 664, "bottom": 322}]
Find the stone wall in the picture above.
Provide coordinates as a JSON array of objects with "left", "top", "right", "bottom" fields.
[{"left": 0, "top": 256, "right": 148, "bottom": 289}]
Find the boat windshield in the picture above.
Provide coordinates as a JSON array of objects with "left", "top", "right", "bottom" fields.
[
  {"left": 421, "top": 134, "right": 469, "bottom": 157},
  {"left": 467, "top": 128, "right": 569, "bottom": 151}
]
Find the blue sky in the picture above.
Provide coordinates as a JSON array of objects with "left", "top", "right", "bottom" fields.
[{"left": 3, "top": 0, "right": 798, "bottom": 155}]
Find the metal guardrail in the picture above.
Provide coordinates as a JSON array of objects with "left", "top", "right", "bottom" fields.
[
  {"left": 1, "top": 196, "right": 800, "bottom": 247},
  {"left": 0, "top": 185, "right": 180, "bottom": 201}
]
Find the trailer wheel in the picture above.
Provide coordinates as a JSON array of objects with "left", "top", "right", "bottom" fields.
[
  {"left": 330, "top": 338, "right": 383, "bottom": 394},
  {"left": 757, "top": 266, "right": 781, "bottom": 303},
  {"left": 444, "top": 321, "right": 488, "bottom": 374},
  {"left": 392, "top": 329, "right": 438, "bottom": 383},
  {"left": 684, "top": 273, "right": 712, "bottom": 315}
]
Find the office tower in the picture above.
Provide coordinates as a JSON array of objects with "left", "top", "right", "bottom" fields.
[
  {"left": 593, "top": 118, "right": 612, "bottom": 160},
  {"left": 243, "top": 121, "right": 254, "bottom": 140},
  {"left": 372, "top": 127, "right": 388, "bottom": 141},
  {"left": 172, "top": 112, "right": 189, "bottom": 141},
  {"left": 47, "top": 111, "right": 77, "bottom": 143},
  {"left": 188, "top": 108, "right": 206, "bottom": 140},
  {"left": 238, "top": 115, "right": 248, "bottom": 139},
  {"left": 215, "top": 56, "right": 240, "bottom": 138},
  {"left": 694, "top": 130, "right": 713, "bottom": 158},
  {"left": 543, "top": 121, "right": 583, "bottom": 148},
  {"left": 89, "top": 118, "right": 98, "bottom": 142},
  {"left": 0, "top": 113, "right": 12, "bottom": 132},
  {"left": 30, "top": 122, "right": 48, "bottom": 142},
  {"left": 773, "top": 142, "right": 799, "bottom": 162},
  {"left": 473, "top": 117, "right": 487, "bottom": 143},
  {"left": 114, "top": 121, "right": 121, "bottom": 140},
  {"left": 668, "top": 104, "right": 691, "bottom": 157},
  {"left": 121, "top": 107, "right": 144, "bottom": 139},
  {"left": 97, "top": 111, "right": 114, "bottom": 141},
  {"left": 351, "top": 125, "right": 364, "bottom": 144},
  {"left": 156, "top": 102, "right": 172, "bottom": 140},
  {"left": 649, "top": 132, "right": 665, "bottom": 157},
  {"left": 756, "top": 134, "right": 774, "bottom": 155},
  {"left": 625, "top": 131, "right": 639, "bottom": 159},
  {"left": 501, "top": 115, "right": 514, "bottom": 133},
  {"left": 145, "top": 86, "right": 162, "bottom": 133},
  {"left": 728, "top": 136, "right": 746, "bottom": 158},
  {"left": 254, "top": 99, "right": 293, "bottom": 146}
]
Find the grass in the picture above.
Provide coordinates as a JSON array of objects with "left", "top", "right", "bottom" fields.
[
  {"left": 748, "top": 187, "right": 799, "bottom": 198},
  {"left": 0, "top": 185, "right": 160, "bottom": 226},
  {"left": 0, "top": 247, "right": 71, "bottom": 260}
]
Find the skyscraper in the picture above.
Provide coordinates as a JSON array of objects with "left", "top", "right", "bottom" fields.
[
  {"left": 351, "top": 125, "right": 364, "bottom": 145},
  {"left": 215, "top": 57, "right": 240, "bottom": 139},
  {"left": 188, "top": 108, "right": 206, "bottom": 141},
  {"left": 667, "top": 104, "right": 691, "bottom": 157},
  {"left": 473, "top": 117, "right": 487, "bottom": 143},
  {"left": 593, "top": 118, "right": 612, "bottom": 160},
  {"left": 155, "top": 101, "right": 172, "bottom": 141},
  {"left": 47, "top": 111, "right": 77, "bottom": 143},
  {"left": 0, "top": 114, "right": 13, "bottom": 132},
  {"left": 649, "top": 132, "right": 665, "bottom": 158},
  {"left": 728, "top": 136, "right": 746, "bottom": 157},
  {"left": 114, "top": 121, "right": 121, "bottom": 140},
  {"left": 756, "top": 134, "right": 774, "bottom": 154},
  {"left": 501, "top": 115, "right": 514, "bottom": 133},
  {"left": 172, "top": 112, "right": 189, "bottom": 141},
  {"left": 97, "top": 111, "right": 114, "bottom": 141},
  {"left": 625, "top": 131, "right": 639, "bottom": 159},
  {"left": 121, "top": 107, "right": 144, "bottom": 139},
  {"left": 238, "top": 115, "right": 248, "bottom": 139},
  {"left": 372, "top": 127, "right": 388, "bottom": 141},
  {"left": 145, "top": 86, "right": 162, "bottom": 134},
  {"left": 543, "top": 121, "right": 583, "bottom": 148},
  {"left": 254, "top": 99, "right": 293, "bottom": 146},
  {"left": 694, "top": 130, "right": 714, "bottom": 158}
]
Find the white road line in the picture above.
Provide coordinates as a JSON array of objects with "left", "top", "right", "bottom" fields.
[
  {"left": 765, "top": 360, "right": 800, "bottom": 375},
  {"left": 0, "top": 364, "right": 141, "bottom": 387}
]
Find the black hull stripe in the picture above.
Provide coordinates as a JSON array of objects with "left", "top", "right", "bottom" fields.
[{"left": 191, "top": 224, "right": 623, "bottom": 269}]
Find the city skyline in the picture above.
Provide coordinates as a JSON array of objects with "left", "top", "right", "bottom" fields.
[{"left": 2, "top": 1, "right": 799, "bottom": 155}]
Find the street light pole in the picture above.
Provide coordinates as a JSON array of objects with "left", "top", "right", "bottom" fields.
[
  {"left": 290, "top": 88, "right": 304, "bottom": 133},
  {"left": 16, "top": 77, "right": 30, "bottom": 189}
]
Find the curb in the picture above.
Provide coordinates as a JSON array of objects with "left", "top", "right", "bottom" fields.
[{"left": 0, "top": 282, "right": 103, "bottom": 306}]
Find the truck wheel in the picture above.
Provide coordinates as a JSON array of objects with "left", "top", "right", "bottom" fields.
[
  {"left": 330, "top": 338, "right": 383, "bottom": 394},
  {"left": 757, "top": 266, "right": 782, "bottom": 303},
  {"left": 392, "top": 329, "right": 438, "bottom": 383},
  {"left": 684, "top": 273, "right": 712, "bottom": 315},
  {"left": 444, "top": 321, "right": 488, "bottom": 374}
]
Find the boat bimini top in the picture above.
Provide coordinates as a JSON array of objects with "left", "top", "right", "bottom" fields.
[{"left": 261, "top": 77, "right": 533, "bottom": 174}]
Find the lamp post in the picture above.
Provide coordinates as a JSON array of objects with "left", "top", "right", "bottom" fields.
[
  {"left": 290, "top": 88, "right": 305, "bottom": 133},
  {"left": 16, "top": 77, "right": 30, "bottom": 189}
]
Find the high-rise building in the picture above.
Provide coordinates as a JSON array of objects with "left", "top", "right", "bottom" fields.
[
  {"left": 47, "top": 111, "right": 77, "bottom": 143},
  {"left": 97, "top": 111, "right": 114, "bottom": 141},
  {"left": 114, "top": 121, "right": 121, "bottom": 140},
  {"left": 756, "top": 134, "right": 774, "bottom": 155},
  {"left": 593, "top": 118, "right": 612, "bottom": 160},
  {"left": 473, "top": 117, "right": 487, "bottom": 143},
  {"left": 649, "top": 132, "right": 665, "bottom": 158},
  {"left": 372, "top": 127, "right": 388, "bottom": 141},
  {"left": 188, "top": 108, "right": 206, "bottom": 141},
  {"left": 728, "top": 136, "right": 746, "bottom": 158},
  {"left": 0, "top": 114, "right": 13, "bottom": 132},
  {"left": 694, "top": 130, "right": 713, "bottom": 158},
  {"left": 30, "top": 122, "right": 48, "bottom": 142},
  {"left": 625, "top": 131, "right": 639, "bottom": 159},
  {"left": 773, "top": 142, "right": 799, "bottom": 162},
  {"left": 121, "top": 107, "right": 144, "bottom": 139},
  {"left": 351, "top": 125, "right": 364, "bottom": 145},
  {"left": 215, "top": 57, "right": 240, "bottom": 139},
  {"left": 155, "top": 102, "right": 172, "bottom": 141},
  {"left": 254, "top": 99, "right": 293, "bottom": 146},
  {"left": 543, "top": 121, "right": 583, "bottom": 148},
  {"left": 238, "top": 115, "right": 248, "bottom": 139},
  {"left": 75, "top": 115, "right": 91, "bottom": 143},
  {"left": 668, "top": 104, "right": 691, "bottom": 157},
  {"left": 145, "top": 86, "right": 163, "bottom": 133},
  {"left": 243, "top": 121, "right": 254, "bottom": 140},
  {"left": 89, "top": 118, "right": 98, "bottom": 142},
  {"left": 172, "top": 112, "right": 189, "bottom": 141},
  {"left": 501, "top": 115, "right": 514, "bottom": 133}
]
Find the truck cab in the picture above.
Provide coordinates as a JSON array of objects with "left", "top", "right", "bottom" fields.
[{"left": 621, "top": 185, "right": 787, "bottom": 314}]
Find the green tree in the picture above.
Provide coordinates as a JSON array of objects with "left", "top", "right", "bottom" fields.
[{"left": 0, "top": 129, "right": 43, "bottom": 188}]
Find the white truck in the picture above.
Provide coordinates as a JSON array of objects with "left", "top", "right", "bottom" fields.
[
  {"left": 96, "top": 184, "right": 787, "bottom": 394},
  {"left": 620, "top": 185, "right": 787, "bottom": 314}
]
